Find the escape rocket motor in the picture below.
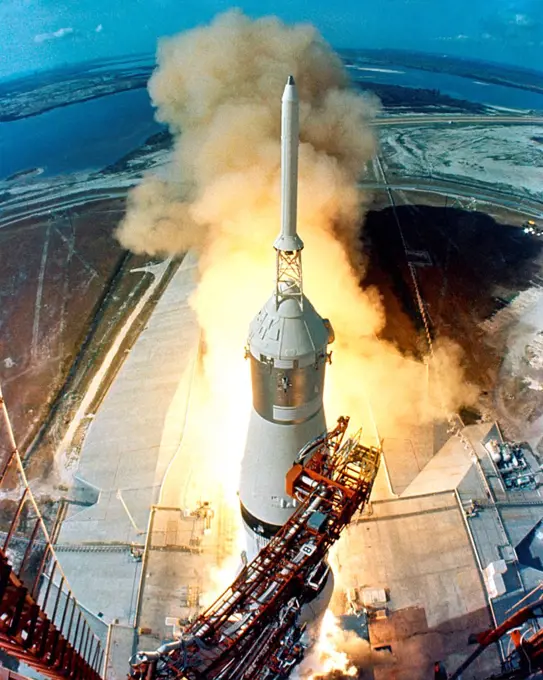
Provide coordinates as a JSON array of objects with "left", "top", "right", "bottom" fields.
[{"left": 239, "top": 76, "right": 335, "bottom": 560}]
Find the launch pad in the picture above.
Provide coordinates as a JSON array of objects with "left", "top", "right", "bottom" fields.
[{"left": 1, "top": 238, "right": 540, "bottom": 680}]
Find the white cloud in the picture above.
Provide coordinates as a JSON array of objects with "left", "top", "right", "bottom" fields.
[
  {"left": 34, "top": 27, "right": 74, "bottom": 43},
  {"left": 438, "top": 34, "right": 470, "bottom": 42},
  {"left": 95, "top": 24, "right": 103, "bottom": 33},
  {"left": 513, "top": 13, "right": 531, "bottom": 26}
]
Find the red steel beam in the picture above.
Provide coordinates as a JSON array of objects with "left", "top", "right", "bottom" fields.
[
  {"left": 130, "top": 418, "right": 380, "bottom": 680},
  {"left": 0, "top": 553, "right": 102, "bottom": 680}
]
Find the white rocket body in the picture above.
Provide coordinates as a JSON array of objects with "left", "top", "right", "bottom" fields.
[
  {"left": 239, "top": 294, "right": 330, "bottom": 554},
  {"left": 239, "top": 78, "right": 333, "bottom": 574}
]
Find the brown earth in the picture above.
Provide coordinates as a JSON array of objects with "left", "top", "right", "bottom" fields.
[{"left": 0, "top": 197, "right": 156, "bottom": 479}]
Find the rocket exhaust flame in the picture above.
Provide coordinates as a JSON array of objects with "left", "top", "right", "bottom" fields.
[
  {"left": 129, "top": 419, "right": 380, "bottom": 680},
  {"left": 297, "top": 611, "right": 357, "bottom": 678},
  {"left": 296, "top": 609, "right": 392, "bottom": 679}
]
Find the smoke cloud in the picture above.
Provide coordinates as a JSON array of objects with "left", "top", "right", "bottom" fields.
[
  {"left": 295, "top": 610, "right": 392, "bottom": 679},
  {"left": 116, "top": 10, "right": 477, "bottom": 489}
]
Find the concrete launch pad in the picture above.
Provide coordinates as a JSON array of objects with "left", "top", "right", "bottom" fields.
[
  {"left": 337, "top": 419, "right": 543, "bottom": 679},
  {"left": 51, "top": 252, "right": 543, "bottom": 679},
  {"left": 342, "top": 492, "right": 500, "bottom": 679},
  {"left": 53, "top": 248, "right": 543, "bottom": 679},
  {"left": 55, "top": 253, "right": 201, "bottom": 678}
]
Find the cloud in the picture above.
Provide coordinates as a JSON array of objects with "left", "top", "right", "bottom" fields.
[
  {"left": 34, "top": 27, "right": 74, "bottom": 43},
  {"left": 95, "top": 24, "right": 103, "bottom": 33},
  {"left": 480, "top": 5, "right": 541, "bottom": 46},
  {"left": 512, "top": 13, "right": 533, "bottom": 27},
  {"left": 434, "top": 4, "right": 541, "bottom": 51},
  {"left": 437, "top": 34, "right": 470, "bottom": 42}
]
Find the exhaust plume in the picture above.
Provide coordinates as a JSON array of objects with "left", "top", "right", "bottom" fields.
[
  {"left": 116, "top": 7, "right": 477, "bottom": 519},
  {"left": 295, "top": 610, "right": 392, "bottom": 679}
]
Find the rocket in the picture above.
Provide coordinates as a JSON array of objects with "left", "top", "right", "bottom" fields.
[{"left": 239, "top": 76, "right": 334, "bottom": 582}]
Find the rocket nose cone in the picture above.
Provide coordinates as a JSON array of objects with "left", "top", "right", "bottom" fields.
[{"left": 282, "top": 75, "right": 298, "bottom": 103}]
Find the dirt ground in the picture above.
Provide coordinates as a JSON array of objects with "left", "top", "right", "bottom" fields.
[{"left": 0, "top": 198, "right": 156, "bottom": 480}]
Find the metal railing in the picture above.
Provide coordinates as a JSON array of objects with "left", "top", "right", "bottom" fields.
[{"left": 0, "top": 384, "right": 103, "bottom": 680}]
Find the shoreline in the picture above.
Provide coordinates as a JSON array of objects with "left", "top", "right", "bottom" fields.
[{"left": 2, "top": 51, "right": 543, "bottom": 125}]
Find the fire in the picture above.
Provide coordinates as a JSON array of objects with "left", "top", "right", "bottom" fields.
[
  {"left": 200, "top": 550, "right": 244, "bottom": 608},
  {"left": 297, "top": 610, "right": 357, "bottom": 679},
  {"left": 118, "top": 11, "right": 477, "bottom": 502},
  {"left": 174, "top": 359, "right": 249, "bottom": 597}
]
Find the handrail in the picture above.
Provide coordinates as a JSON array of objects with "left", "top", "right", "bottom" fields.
[{"left": 0, "top": 384, "right": 103, "bottom": 679}]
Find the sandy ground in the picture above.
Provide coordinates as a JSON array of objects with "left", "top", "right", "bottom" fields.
[{"left": 379, "top": 124, "right": 543, "bottom": 200}]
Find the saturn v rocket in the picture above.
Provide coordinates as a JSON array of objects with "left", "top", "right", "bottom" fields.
[{"left": 239, "top": 77, "right": 335, "bottom": 608}]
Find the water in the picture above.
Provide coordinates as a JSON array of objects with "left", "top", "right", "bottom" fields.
[
  {"left": 0, "top": 87, "right": 162, "bottom": 180},
  {"left": 347, "top": 62, "right": 543, "bottom": 112},
  {"left": 1, "top": 55, "right": 541, "bottom": 183}
]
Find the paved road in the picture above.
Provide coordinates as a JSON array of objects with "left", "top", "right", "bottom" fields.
[
  {"left": 0, "top": 187, "right": 128, "bottom": 229},
  {"left": 373, "top": 114, "right": 543, "bottom": 127},
  {"left": 359, "top": 176, "right": 543, "bottom": 217}
]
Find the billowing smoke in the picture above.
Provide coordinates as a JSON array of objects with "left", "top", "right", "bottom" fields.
[
  {"left": 295, "top": 611, "right": 392, "bottom": 679},
  {"left": 117, "top": 10, "right": 477, "bottom": 465}
]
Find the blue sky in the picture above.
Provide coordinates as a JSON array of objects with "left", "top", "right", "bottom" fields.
[{"left": 1, "top": 0, "right": 542, "bottom": 80}]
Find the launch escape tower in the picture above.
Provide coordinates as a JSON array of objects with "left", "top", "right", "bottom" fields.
[{"left": 239, "top": 77, "right": 334, "bottom": 561}]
